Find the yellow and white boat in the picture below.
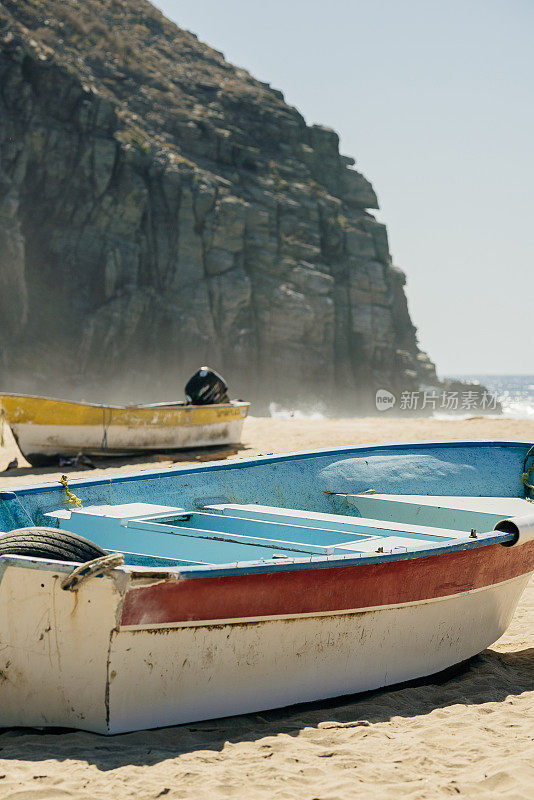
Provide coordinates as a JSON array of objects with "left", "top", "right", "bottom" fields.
[{"left": 0, "top": 394, "right": 250, "bottom": 457}]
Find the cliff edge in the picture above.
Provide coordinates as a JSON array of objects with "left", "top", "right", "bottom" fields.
[{"left": 0, "top": 0, "right": 438, "bottom": 410}]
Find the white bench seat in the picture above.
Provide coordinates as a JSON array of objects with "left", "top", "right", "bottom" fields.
[
  {"left": 205, "top": 503, "right": 471, "bottom": 541},
  {"left": 332, "top": 494, "right": 530, "bottom": 532}
]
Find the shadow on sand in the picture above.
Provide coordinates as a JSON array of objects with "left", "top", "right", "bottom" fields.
[
  {"left": 1, "top": 647, "right": 532, "bottom": 770},
  {"left": 1, "top": 443, "right": 250, "bottom": 481}
]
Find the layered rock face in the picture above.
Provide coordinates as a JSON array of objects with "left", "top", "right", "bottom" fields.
[{"left": 0, "top": 0, "right": 437, "bottom": 410}]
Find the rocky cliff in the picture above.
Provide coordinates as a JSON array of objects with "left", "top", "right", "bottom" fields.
[{"left": 0, "top": 0, "right": 438, "bottom": 411}]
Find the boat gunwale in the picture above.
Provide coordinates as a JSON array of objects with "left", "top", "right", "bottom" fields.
[
  {"left": 0, "top": 392, "right": 249, "bottom": 412},
  {"left": 2, "top": 438, "right": 532, "bottom": 496},
  {"left": 0, "top": 439, "right": 531, "bottom": 578},
  {"left": 0, "top": 529, "right": 519, "bottom": 580}
]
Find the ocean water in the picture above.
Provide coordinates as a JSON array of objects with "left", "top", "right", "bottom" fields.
[
  {"left": 445, "top": 374, "right": 534, "bottom": 420},
  {"left": 268, "top": 375, "right": 534, "bottom": 420}
]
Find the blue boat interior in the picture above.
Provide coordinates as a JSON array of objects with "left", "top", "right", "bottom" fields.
[{"left": 1, "top": 440, "right": 532, "bottom": 570}]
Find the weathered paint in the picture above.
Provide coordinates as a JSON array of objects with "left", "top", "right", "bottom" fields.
[
  {"left": 0, "top": 394, "right": 249, "bottom": 455},
  {"left": 0, "top": 554, "right": 529, "bottom": 733},
  {"left": 0, "top": 560, "right": 119, "bottom": 731},
  {"left": 2, "top": 440, "right": 531, "bottom": 530},
  {"left": 107, "top": 574, "right": 530, "bottom": 733},
  {"left": 0, "top": 439, "right": 532, "bottom": 733},
  {"left": 120, "top": 539, "right": 534, "bottom": 627}
]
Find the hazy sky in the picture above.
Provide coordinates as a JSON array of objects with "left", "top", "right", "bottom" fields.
[{"left": 154, "top": 0, "right": 533, "bottom": 376}]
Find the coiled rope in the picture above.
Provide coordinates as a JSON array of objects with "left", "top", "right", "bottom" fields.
[{"left": 61, "top": 553, "right": 124, "bottom": 591}]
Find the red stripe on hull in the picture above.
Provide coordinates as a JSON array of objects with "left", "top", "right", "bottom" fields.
[{"left": 121, "top": 541, "right": 534, "bottom": 627}]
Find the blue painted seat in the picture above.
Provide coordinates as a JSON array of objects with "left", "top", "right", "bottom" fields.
[
  {"left": 44, "top": 494, "right": 500, "bottom": 568},
  {"left": 46, "top": 504, "right": 374, "bottom": 564},
  {"left": 204, "top": 503, "right": 463, "bottom": 540}
]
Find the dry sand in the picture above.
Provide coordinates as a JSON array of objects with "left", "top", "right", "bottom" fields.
[
  {"left": 0, "top": 416, "right": 533, "bottom": 798},
  {"left": 1, "top": 413, "right": 533, "bottom": 486}
]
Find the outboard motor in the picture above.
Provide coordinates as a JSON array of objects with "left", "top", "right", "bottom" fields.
[{"left": 185, "top": 367, "right": 229, "bottom": 405}]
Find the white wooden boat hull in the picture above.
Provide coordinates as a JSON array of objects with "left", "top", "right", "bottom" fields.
[
  {"left": 0, "top": 394, "right": 249, "bottom": 455},
  {"left": 1, "top": 439, "right": 533, "bottom": 734},
  {"left": 9, "top": 418, "right": 247, "bottom": 455},
  {"left": 0, "top": 558, "right": 529, "bottom": 734},
  {"left": 109, "top": 576, "right": 529, "bottom": 733}
]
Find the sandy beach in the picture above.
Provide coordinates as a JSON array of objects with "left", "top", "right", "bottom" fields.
[
  {"left": 2, "top": 0, "right": 531, "bottom": 795},
  {"left": 1, "top": 416, "right": 533, "bottom": 798},
  {"left": 1, "top": 413, "right": 533, "bottom": 487}
]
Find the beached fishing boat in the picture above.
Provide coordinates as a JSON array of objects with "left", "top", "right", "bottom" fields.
[
  {"left": 0, "top": 439, "right": 533, "bottom": 734},
  {"left": 0, "top": 393, "right": 250, "bottom": 457}
]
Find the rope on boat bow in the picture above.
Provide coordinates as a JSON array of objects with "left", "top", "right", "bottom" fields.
[
  {"left": 59, "top": 474, "right": 84, "bottom": 509},
  {"left": 522, "top": 445, "right": 534, "bottom": 501},
  {"left": 61, "top": 552, "right": 125, "bottom": 591}
]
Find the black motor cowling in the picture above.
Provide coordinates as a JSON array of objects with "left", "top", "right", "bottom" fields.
[{"left": 184, "top": 367, "right": 229, "bottom": 405}]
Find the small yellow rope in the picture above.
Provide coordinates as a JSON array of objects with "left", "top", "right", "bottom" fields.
[{"left": 59, "top": 474, "right": 83, "bottom": 509}]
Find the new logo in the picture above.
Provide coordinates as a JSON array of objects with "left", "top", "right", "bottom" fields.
[{"left": 375, "top": 389, "right": 396, "bottom": 411}]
